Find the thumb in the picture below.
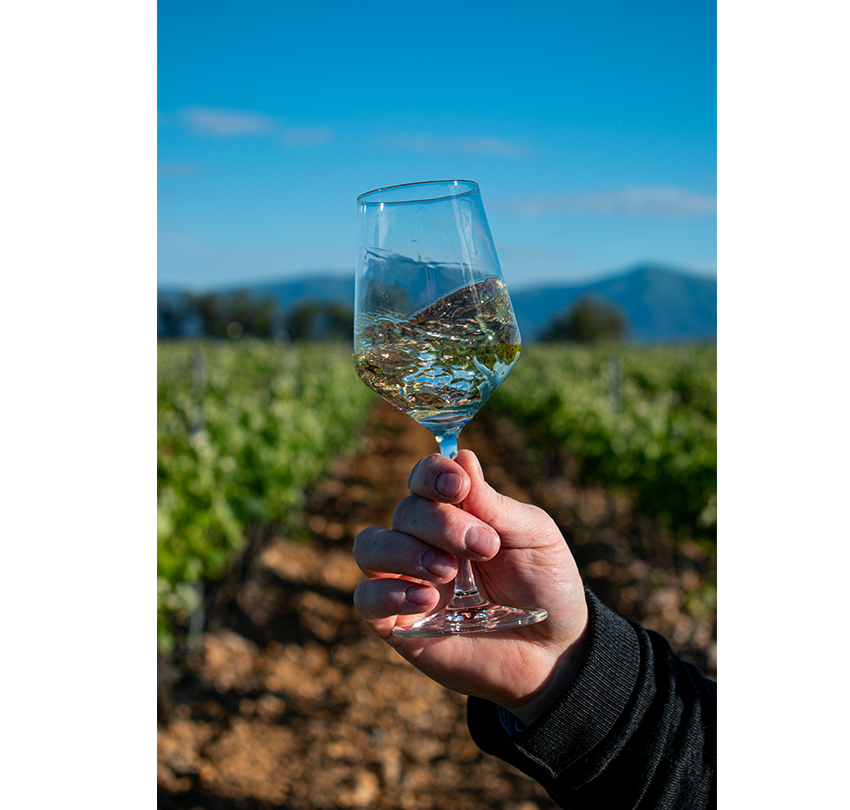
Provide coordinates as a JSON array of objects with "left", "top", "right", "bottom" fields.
[{"left": 454, "top": 449, "right": 552, "bottom": 549}]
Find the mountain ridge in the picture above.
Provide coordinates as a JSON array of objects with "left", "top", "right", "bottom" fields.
[{"left": 158, "top": 264, "right": 716, "bottom": 343}]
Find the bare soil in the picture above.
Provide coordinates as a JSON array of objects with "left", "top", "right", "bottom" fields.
[{"left": 157, "top": 398, "right": 716, "bottom": 810}]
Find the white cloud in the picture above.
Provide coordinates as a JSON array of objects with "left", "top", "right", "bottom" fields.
[
  {"left": 502, "top": 186, "right": 717, "bottom": 219},
  {"left": 384, "top": 134, "right": 532, "bottom": 159},
  {"left": 281, "top": 127, "right": 334, "bottom": 146},
  {"left": 157, "top": 162, "right": 202, "bottom": 178},
  {"left": 182, "top": 106, "right": 276, "bottom": 137}
]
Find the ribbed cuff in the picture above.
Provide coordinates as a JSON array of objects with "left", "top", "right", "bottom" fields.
[{"left": 468, "top": 588, "right": 641, "bottom": 781}]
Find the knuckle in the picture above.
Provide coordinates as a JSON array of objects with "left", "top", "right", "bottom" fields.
[
  {"left": 352, "top": 526, "right": 375, "bottom": 558},
  {"left": 391, "top": 495, "right": 418, "bottom": 528},
  {"left": 523, "top": 503, "right": 548, "bottom": 520},
  {"left": 352, "top": 580, "right": 374, "bottom": 615},
  {"left": 406, "top": 459, "right": 420, "bottom": 492},
  {"left": 523, "top": 502, "right": 558, "bottom": 531},
  {"left": 354, "top": 578, "right": 408, "bottom": 622},
  {"left": 352, "top": 525, "right": 388, "bottom": 570},
  {"left": 408, "top": 453, "right": 445, "bottom": 493}
]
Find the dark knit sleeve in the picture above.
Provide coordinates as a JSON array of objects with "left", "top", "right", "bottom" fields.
[{"left": 467, "top": 588, "right": 716, "bottom": 809}]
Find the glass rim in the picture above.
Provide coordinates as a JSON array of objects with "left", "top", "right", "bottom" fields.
[{"left": 357, "top": 179, "right": 478, "bottom": 206}]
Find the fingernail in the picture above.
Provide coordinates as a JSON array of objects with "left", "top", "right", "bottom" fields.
[
  {"left": 465, "top": 526, "right": 499, "bottom": 559},
  {"left": 406, "top": 584, "right": 436, "bottom": 606},
  {"left": 435, "top": 472, "right": 462, "bottom": 498},
  {"left": 422, "top": 550, "right": 457, "bottom": 580}
]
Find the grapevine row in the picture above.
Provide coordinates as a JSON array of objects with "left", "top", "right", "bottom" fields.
[
  {"left": 158, "top": 340, "right": 716, "bottom": 648},
  {"left": 157, "top": 340, "right": 374, "bottom": 649},
  {"left": 489, "top": 343, "right": 717, "bottom": 545}
]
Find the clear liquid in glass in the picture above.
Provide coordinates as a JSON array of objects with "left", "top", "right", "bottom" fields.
[{"left": 354, "top": 277, "right": 520, "bottom": 439}]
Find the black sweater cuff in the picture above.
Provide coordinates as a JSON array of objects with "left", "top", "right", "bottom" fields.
[
  {"left": 467, "top": 587, "right": 640, "bottom": 782},
  {"left": 467, "top": 587, "right": 717, "bottom": 809}
]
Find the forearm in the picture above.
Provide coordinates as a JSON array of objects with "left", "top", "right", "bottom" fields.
[{"left": 467, "top": 589, "right": 717, "bottom": 809}]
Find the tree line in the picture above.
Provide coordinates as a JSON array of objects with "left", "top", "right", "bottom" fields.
[
  {"left": 157, "top": 290, "right": 353, "bottom": 341},
  {"left": 158, "top": 289, "right": 627, "bottom": 344},
  {"left": 539, "top": 295, "right": 627, "bottom": 343}
]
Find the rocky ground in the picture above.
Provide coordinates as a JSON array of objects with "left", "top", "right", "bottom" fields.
[{"left": 157, "top": 398, "right": 716, "bottom": 810}]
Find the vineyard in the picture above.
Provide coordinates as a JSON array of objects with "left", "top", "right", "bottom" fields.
[
  {"left": 158, "top": 341, "right": 374, "bottom": 650},
  {"left": 489, "top": 344, "right": 717, "bottom": 544},
  {"left": 157, "top": 339, "right": 717, "bottom": 810}
]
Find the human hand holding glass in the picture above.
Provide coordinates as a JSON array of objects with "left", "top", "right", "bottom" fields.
[
  {"left": 352, "top": 450, "right": 589, "bottom": 723},
  {"left": 353, "top": 180, "right": 548, "bottom": 637}
]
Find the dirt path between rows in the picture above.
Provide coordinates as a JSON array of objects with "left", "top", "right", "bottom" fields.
[{"left": 158, "top": 398, "right": 716, "bottom": 810}]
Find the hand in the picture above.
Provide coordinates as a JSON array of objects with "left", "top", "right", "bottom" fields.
[{"left": 353, "top": 449, "right": 589, "bottom": 725}]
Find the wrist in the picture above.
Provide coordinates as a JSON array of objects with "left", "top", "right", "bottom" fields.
[{"left": 505, "top": 619, "right": 591, "bottom": 727}]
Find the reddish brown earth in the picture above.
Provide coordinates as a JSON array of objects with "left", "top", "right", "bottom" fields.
[{"left": 157, "top": 398, "right": 717, "bottom": 810}]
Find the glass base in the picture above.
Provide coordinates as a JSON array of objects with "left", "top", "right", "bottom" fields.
[{"left": 392, "top": 603, "right": 548, "bottom": 638}]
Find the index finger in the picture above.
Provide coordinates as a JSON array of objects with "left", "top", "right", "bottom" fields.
[{"left": 407, "top": 453, "right": 471, "bottom": 504}]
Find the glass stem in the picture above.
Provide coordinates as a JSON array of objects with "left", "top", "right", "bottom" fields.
[{"left": 435, "top": 431, "right": 490, "bottom": 610}]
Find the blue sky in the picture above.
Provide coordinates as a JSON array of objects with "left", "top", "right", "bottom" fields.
[{"left": 158, "top": 0, "right": 716, "bottom": 291}]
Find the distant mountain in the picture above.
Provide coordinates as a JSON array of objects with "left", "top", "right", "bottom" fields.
[
  {"left": 228, "top": 274, "right": 355, "bottom": 312},
  {"left": 511, "top": 264, "right": 716, "bottom": 342},
  {"left": 157, "top": 264, "right": 716, "bottom": 343}
]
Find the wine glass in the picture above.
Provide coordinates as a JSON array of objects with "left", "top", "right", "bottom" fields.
[{"left": 353, "top": 179, "right": 548, "bottom": 637}]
